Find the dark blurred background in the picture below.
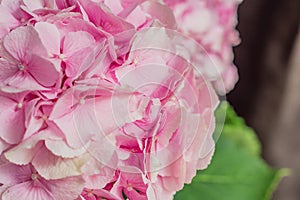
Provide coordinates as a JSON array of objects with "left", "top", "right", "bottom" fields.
[{"left": 227, "top": 0, "right": 300, "bottom": 199}]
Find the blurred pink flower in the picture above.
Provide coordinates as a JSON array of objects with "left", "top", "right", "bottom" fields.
[{"left": 164, "top": 0, "right": 242, "bottom": 94}]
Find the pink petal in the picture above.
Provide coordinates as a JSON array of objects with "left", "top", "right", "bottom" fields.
[
  {"left": 0, "top": 139, "right": 9, "bottom": 155},
  {"left": 3, "top": 72, "right": 47, "bottom": 92},
  {"left": 0, "top": 163, "right": 31, "bottom": 185},
  {"left": 65, "top": 47, "right": 95, "bottom": 78},
  {"left": 78, "top": 0, "right": 134, "bottom": 34},
  {"left": 63, "top": 31, "right": 95, "bottom": 56},
  {"left": 2, "top": 181, "right": 55, "bottom": 200},
  {"left": 0, "top": 59, "right": 18, "bottom": 86},
  {"left": 1, "top": 0, "right": 31, "bottom": 21},
  {"left": 49, "top": 89, "right": 74, "bottom": 119},
  {"left": 0, "top": 163, "right": 84, "bottom": 200},
  {"left": 0, "top": 95, "right": 24, "bottom": 144},
  {"left": 28, "top": 54, "right": 59, "bottom": 87},
  {"left": 120, "top": 3, "right": 148, "bottom": 28},
  {"left": 0, "top": 26, "right": 9, "bottom": 39},
  {"left": 55, "top": 0, "right": 76, "bottom": 9},
  {"left": 52, "top": 101, "right": 98, "bottom": 148},
  {"left": 53, "top": 18, "right": 106, "bottom": 42},
  {"left": 23, "top": 112, "right": 44, "bottom": 140},
  {"left": 0, "top": 42, "right": 18, "bottom": 62},
  {"left": 3, "top": 26, "right": 47, "bottom": 62}
]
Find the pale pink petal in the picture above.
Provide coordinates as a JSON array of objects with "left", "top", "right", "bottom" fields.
[
  {"left": 140, "top": 1, "right": 176, "bottom": 29},
  {"left": 85, "top": 134, "right": 117, "bottom": 170},
  {"left": 4, "top": 132, "right": 49, "bottom": 165},
  {"left": 45, "top": 139, "right": 88, "bottom": 158},
  {"left": 23, "top": 0, "right": 44, "bottom": 11},
  {"left": 35, "top": 22, "right": 61, "bottom": 55},
  {"left": 46, "top": 176, "right": 84, "bottom": 200},
  {"left": 103, "top": 0, "right": 123, "bottom": 14},
  {"left": 83, "top": 165, "right": 115, "bottom": 189},
  {"left": 94, "top": 94, "right": 143, "bottom": 135},
  {"left": 32, "top": 145, "right": 87, "bottom": 179},
  {"left": 52, "top": 102, "right": 98, "bottom": 148},
  {"left": 0, "top": 6, "right": 20, "bottom": 31},
  {"left": 6, "top": 142, "right": 44, "bottom": 166},
  {"left": 0, "top": 26, "right": 9, "bottom": 39},
  {"left": 115, "top": 63, "right": 171, "bottom": 97},
  {"left": 197, "top": 147, "right": 215, "bottom": 170}
]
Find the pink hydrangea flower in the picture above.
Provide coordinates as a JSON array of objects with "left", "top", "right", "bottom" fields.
[
  {"left": 0, "top": 26, "right": 59, "bottom": 92},
  {"left": 0, "top": 0, "right": 242, "bottom": 199}
]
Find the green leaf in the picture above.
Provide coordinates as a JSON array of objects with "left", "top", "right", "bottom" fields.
[{"left": 174, "top": 102, "right": 288, "bottom": 200}]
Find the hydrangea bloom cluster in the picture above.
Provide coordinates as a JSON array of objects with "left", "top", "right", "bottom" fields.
[
  {"left": 165, "top": 0, "right": 242, "bottom": 94},
  {"left": 0, "top": 0, "right": 242, "bottom": 199}
]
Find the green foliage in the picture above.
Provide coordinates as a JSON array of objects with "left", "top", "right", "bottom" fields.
[{"left": 174, "top": 102, "right": 288, "bottom": 200}]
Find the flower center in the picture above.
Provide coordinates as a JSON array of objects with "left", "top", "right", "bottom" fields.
[
  {"left": 41, "top": 114, "right": 48, "bottom": 121},
  {"left": 58, "top": 54, "right": 66, "bottom": 60},
  {"left": 79, "top": 98, "right": 85, "bottom": 105},
  {"left": 18, "top": 64, "right": 25, "bottom": 71},
  {"left": 17, "top": 102, "right": 23, "bottom": 109},
  {"left": 87, "top": 189, "right": 94, "bottom": 197},
  {"left": 127, "top": 183, "right": 133, "bottom": 191},
  {"left": 133, "top": 57, "right": 139, "bottom": 65},
  {"left": 31, "top": 173, "right": 39, "bottom": 181}
]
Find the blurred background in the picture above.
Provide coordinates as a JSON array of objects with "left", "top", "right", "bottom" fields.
[{"left": 228, "top": 0, "right": 300, "bottom": 199}]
